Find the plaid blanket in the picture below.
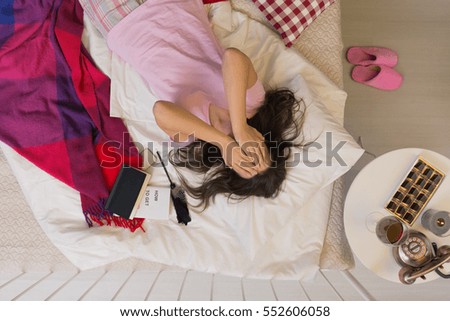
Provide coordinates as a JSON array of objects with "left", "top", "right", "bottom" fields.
[{"left": 0, "top": 0, "right": 144, "bottom": 231}]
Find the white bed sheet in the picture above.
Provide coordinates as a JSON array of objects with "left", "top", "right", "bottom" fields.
[{"left": 0, "top": 2, "right": 363, "bottom": 280}]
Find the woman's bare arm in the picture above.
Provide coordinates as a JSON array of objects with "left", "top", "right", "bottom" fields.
[
  {"left": 153, "top": 100, "right": 258, "bottom": 178},
  {"left": 221, "top": 48, "right": 258, "bottom": 134},
  {"left": 221, "top": 48, "right": 269, "bottom": 172}
]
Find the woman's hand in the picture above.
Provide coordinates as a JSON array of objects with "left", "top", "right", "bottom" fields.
[
  {"left": 234, "top": 125, "right": 270, "bottom": 173},
  {"left": 218, "top": 136, "right": 261, "bottom": 179}
]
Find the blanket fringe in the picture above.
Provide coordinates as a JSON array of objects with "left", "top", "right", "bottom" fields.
[{"left": 83, "top": 199, "right": 145, "bottom": 233}]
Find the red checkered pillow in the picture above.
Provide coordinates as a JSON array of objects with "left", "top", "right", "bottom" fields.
[{"left": 252, "top": 0, "right": 335, "bottom": 47}]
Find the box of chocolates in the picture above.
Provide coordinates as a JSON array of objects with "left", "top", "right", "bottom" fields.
[{"left": 385, "top": 157, "right": 445, "bottom": 225}]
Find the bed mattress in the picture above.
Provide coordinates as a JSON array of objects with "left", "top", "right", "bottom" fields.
[{"left": 0, "top": 0, "right": 354, "bottom": 276}]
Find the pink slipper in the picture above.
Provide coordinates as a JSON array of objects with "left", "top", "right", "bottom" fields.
[
  {"left": 351, "top": 65, "right": 403, "bottom": 91},
  {"left": 347, "top": 46, "right": 398, "bottom": 67}
]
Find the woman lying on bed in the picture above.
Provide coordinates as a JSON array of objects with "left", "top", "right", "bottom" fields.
[
  {"left": 152, "top": 48, "right": 305, "bottom": 208},
  {"left": 89, "top": 0, "right": 306, "bottom": 208}
]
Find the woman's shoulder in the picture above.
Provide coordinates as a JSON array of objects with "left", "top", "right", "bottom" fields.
[
  {"left": 246, "top": 78, "right": 266, "bottom": 109},
  {"left": 178, "top": 91, "right": 212, "bottom": 125}
]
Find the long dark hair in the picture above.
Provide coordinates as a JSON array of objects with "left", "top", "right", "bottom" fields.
[{"left": 169, "top": 88, "right": 306, "bottom": 209}]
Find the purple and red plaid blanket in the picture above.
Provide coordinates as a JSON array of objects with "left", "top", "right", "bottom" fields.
[{"left": 0, "top": 0, "right": 143, "bottom": 231}]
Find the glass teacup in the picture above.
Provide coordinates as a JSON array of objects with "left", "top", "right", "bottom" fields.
[{"left": 375, "top": 215, "right": 409, "bottom": 247}]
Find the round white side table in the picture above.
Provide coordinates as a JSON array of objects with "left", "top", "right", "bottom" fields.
[{"left": 344, "top": 148, "right": 450, "bottom": 283}]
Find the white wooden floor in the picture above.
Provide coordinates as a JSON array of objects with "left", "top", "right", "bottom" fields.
[
  {"left": 2, "top": 264, "right": 450, "bottom": 301},
  {"left": 0, "top": 268, "right": 370, "bottom": 301}
]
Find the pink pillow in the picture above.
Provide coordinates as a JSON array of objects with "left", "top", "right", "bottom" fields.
[{"left": 252, "top": 0, "right": 335, "bottom": 47}]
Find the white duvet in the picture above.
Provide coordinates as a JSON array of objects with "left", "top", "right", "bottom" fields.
[{"left": 1, "top": 2, "right": 363, "bottom": 280}]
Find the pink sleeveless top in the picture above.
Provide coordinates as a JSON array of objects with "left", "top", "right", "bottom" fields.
[
  {"left": 178, "top": 79, "right": 266, "bottom": 131},
  {"left": 171, "top": 79, "right": 265, "bottom": 146},
  {"left": 106, "top": 0, "right": 266, "bottom": 144}
]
